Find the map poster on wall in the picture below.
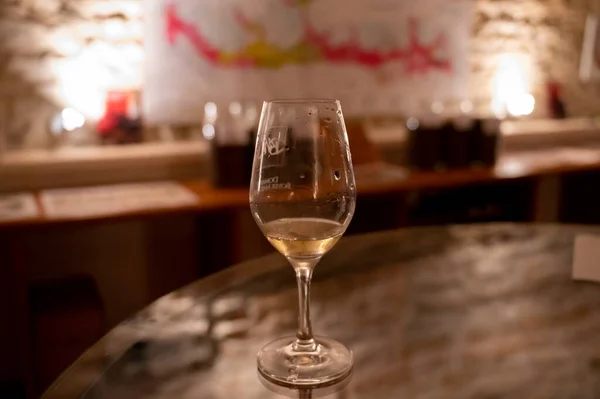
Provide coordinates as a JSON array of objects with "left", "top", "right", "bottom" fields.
[{"left": 143, "top": 0, "right": 473, "bottom": 124}]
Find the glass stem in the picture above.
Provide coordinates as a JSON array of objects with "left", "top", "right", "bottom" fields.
[
  {"left": 299, "top": 389, "right": 313, "bottom": 399},
  {"left": 294, "top": 266, "right": 316, "bottom": 351}
]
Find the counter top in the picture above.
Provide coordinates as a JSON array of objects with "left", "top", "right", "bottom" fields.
[{"left": 43, "top": 223, "right": 600, "bottom": 399}]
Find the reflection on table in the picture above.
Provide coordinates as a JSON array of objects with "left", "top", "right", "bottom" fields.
[{"left": 44, "top": 224, "right": 600, "bottom": 399}]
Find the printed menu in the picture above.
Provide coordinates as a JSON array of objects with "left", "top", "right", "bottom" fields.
[
  {"left": 40, "top": 182, "right": 199, "bottom": 219},
  {"left": 0, "top": 193, "right": 40, "bottom": 221}
]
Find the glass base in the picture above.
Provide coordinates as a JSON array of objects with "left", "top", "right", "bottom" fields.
[
  {"left": 257, "top": 335, "right": 353, "bottom": 388},
  {"left": 258, "top": 369, "right": 353, "bottom": 398}
]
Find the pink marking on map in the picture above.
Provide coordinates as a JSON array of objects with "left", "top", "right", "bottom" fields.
[
  {"left": 304, "top": 17, "right": 451, "bottom": 72},
  {"left": 164, "top": 2, "right": 451, "bottom": 73},
  {"left": 165, "top": 3, "right": 255, "bottom": 67}
]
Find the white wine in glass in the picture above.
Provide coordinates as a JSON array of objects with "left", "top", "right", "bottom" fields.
[
  {"left": 250, "top": 99, "right": 356, "bottom": 387},
  {"left": 263, "top": 218, "right": 345, "bottom": 260}
]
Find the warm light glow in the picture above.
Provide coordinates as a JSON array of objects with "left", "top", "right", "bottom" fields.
[
  {"left": 229, "top": 101, "right": 242, "bottom": 116},
  {"left": 202, "top": 124, "right": 215, "bottom": 140},
  {"left": 506, "top": 93, "right": 535, "bottom": 116},
  {"left": 499, "top": 159, "right": 526, "bottom": 178},
  {"left": 204, "top": 102, "right": 217, "bottom": 123},
  {"left": 121, "top": 2, "right": 142, "bottom": 18},
  {"left": 53, "top": 33, "right": 81, "bottom": 55},
  {"left": 57, "top": 50, "right": 111, "bottom": 120},
  {"left": 406, "top": 117, "right": 419, "bottom": 130},
  {"left": 61, "top": 108, "right": 85, "bottom": 131},
  {"left": 492, "top": 54, "right": 534, "bottom": 118},
  {"left": 105, "top": 20, "right": 126, "bottom": 40},
  {"left": 460, "top": 100, "right": 473, "bottom": 114},
  {"left": 245, "top": 104, "right": 258, "bottom": 123},
  {"left": 54, "top": 41, "right": 141, "bottom": 121},
  {"left": 431, "top": 101, "right": 444, "bottom": 114}
]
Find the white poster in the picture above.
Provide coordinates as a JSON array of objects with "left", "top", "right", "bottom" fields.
[{"left": 144, "top": 0, "right": 473, "bottom": 123}]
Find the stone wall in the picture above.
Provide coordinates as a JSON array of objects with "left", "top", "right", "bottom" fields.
[
  {"left": 469, "top": 0, "right": 600, "bottom": 117},
  {"left": 0, "top": 0, "right": 143, "bottom": 150},
  {"left": 1, "top": 0, "right": 599, "bottom": 150}
]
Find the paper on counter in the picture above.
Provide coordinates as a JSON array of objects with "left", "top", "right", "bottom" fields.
[
  {"left": 40, "top": 181, "right": 198, "bottom": 219},
  {"left": 573, "top": 234, "right": 600, "bottom": 282},
  {"left": 0, "top": 193, "right": 40, "bottom": 221}
]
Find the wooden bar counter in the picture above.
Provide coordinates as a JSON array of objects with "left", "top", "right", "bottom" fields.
[{"left": 2, "top": 145, "right": 600, "bottom": 230}]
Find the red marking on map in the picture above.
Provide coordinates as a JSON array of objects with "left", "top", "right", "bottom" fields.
[
  {"left": 304, "top": 18, "right": 451, "bottom": 73},
  {"left": 165, "top": 3, "right": 254, "bottom": 67},
  {"left": 165, "top": 2, "right": 451, "bottom": 73}
]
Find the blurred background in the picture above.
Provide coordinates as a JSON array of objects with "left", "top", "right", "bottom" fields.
[{"left": 3, "top": 0, "right": 600, "bottom": 397}]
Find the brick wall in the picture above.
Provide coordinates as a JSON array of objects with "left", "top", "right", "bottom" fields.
[{"left": 1, "top": 0, "right": 599, "bottom": 149}]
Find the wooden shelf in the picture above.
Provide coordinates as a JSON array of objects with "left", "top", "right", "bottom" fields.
[{"left": 3, "top": 146, "right": 600, "bottom": 229}]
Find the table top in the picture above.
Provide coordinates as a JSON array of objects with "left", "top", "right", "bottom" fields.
[{"left": 43, "top": 223, "right": 600, "bottom": 399}]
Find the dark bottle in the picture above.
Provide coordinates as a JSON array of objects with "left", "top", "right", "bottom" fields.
[
  {"left": 445, "top": 115, "right": 473, "bottom": 169},
  {"left": 212, "top": 142, "right": 250, "bottom": 188},
  {"left": 410, "top": 115, "right": 444, "bottom": 172},
  {"left": 286, "top": 127, "right": 316, "bottom": 187},
  {"left": 548, "top": 82, "right": 566, "bottom": 119},
  {"left": 471, "top": 118, "right": 500, "bottom": 168},
  {"left": 406, "top": 116, "right": 421, "bottom": 171},
  {"left": 244, "top": 127, "right": 257, "bottom": 185},
  {"left": 481, "top": 118, "right": 501, "bottom": 167},
  {"left": 468, "top": 119, "right": 483, "bottom": 168},
  {"left": 211, "top": 102, "right": 253, "bottom": 188}
]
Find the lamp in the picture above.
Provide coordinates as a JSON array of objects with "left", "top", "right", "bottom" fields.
[{"left": 492, "top": 54, "right": 535, "bottom": 118}]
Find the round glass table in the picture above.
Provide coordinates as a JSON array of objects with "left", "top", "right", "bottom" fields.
[{"left": 43, "top": 224, "right": 600, "bottom": 399}]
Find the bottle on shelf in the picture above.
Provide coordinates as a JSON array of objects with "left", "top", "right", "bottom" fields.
[
  {"left": 210, "top": 101, "right": 259, "bottom": 188},
  {"left": 547, "top": 82, "right": 567, "bottom": 119},
  {"left": 447, "top": 115, "right": 473, "bottom": 170},
  {"left": 479, "top": 118, "right": 501, "bottom": 167},
  {"left": 406, "top": 101, "right": 446, "bottom": 172}
]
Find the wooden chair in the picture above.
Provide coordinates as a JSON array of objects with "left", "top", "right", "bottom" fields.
[{"left": 29, "top": 275, "right": 106, "bottom": 396}]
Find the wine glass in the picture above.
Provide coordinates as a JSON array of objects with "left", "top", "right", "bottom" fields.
[{"left": 250, "top": 99, "right": 356, "bottom": 387}]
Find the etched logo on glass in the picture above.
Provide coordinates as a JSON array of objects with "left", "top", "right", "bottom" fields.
[
  {"left": 260, "top": 176, "right": 291, "bottom": 190},
  {"left": 263, "top": 126, "right": 288, "bottom": 157},
  {"left": 260, "top": 126, "right": 291, "bottom": 189}
]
